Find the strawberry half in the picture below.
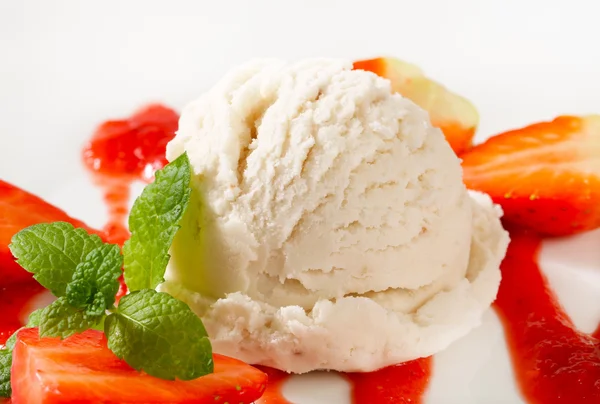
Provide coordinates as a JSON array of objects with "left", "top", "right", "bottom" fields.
[
  {"left": 11, "top": 328, "right": 268, "bottom": 404},
  {"left": 0, "top": 180, "right": 104, "bottom": 286},
  {"left": 462, "top": 115, "right": 600, "bottom": 236}
]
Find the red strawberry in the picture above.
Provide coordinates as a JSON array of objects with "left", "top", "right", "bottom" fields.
[
  {"left": 11, "top": 328, "right": 268, "bottom": 404},
  {"left": 0, "top": 180, "right": 104, "bottom": 286},
  {"left": 462, "top": 115, "right": 600, "bottom": 236}
]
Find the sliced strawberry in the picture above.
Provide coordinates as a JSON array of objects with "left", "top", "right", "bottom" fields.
[
  {"left": 11, "top": 328, "right": 267, "bottom": 404},
  {"left": 354, "top": 57, "right": 479, "bottom": 155},
  {"left": 462, "top": 115, "right": 600, "bottom": 236},
  {"left": 0, "top": 180, "right": 104, "bottom": 286}
]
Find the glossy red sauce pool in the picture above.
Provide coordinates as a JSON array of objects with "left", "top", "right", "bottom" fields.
[
  {"left": 0, "top": 282, "right": 45, "bottom": 346},
  {"left": 346, "top": 357, "right": 432, "bottom": 403},
  {"left": 82, "top": 104, "right": 178, "bottom": 180},
  {"left": 495, "top": 229, "right": 600, "bottom": 403},
  {"left": 593, "top": 324, "right": 600, "bottom": 340},
  {"left": 255, "top": 359, "right": 432, "bottom": 404},
  {"left": 82, "top": 104, "right": 179, "bottom": 244},
  {"left": 254, "top": 366, "right": 292, "bottom": 404}
]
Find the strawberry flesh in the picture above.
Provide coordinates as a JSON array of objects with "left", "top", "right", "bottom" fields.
[
  {"left": 0, "top": 180, "right": 104, "bottom": 286},
  {"left": 11, "top": 328, "right": 268, "bottom": 404},
  {"left": 462, "top": 115, "right": 600, "bottom": 236}
]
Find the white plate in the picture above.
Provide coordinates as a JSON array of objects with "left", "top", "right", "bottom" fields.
[{"left": 2, "top": 1, "right": 600, "bottom": 403}]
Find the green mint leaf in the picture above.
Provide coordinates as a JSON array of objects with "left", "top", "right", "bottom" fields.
[
  {"left": 90, "top": 314, "right": 106, "bottom": 331},
  {"left": 123, "top": 153, "right": 191, "bottom": 291},
  {"left": 39, "top": 297, "right": 104, "bottom": 339},
  {"left": 87, "top": 292, "right": 107, "bottom": 317},
  {"left": 0, "top": 349, "right": 11, "bottom": 398},
  {"left": 3, "top": 332, "right": 18, "bottom": 353},
  {"left": 26, "top": 308, "right": 43, "bottom": 328},
  {"left": 105, "top": 289, "right": 213, "bottom": 380},
  {"left": 68, "top": 244, "right": 122, "bottom": 310},
  {"left": 66, "top": 279, "right": 92, "bottom": 308},
  {"left": 9, "top": 222, "right": 104, "bottom": 296}
]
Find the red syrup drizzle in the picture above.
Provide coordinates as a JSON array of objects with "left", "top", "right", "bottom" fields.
[
  {"left": 0, "top": 282, "right": 45, "bottom": 346},
  {"left": 593, "top": 324, "right": 600, "bottom": 340},
  {"left": 494, "top": 227, "right": 600, "bottom": 404},
  {"left": 254, "top": 367, "right": 292, "bottom": 404},
  {"left": 346, "top": 358, "right": 432, "bottom": 404},
  {"left": 255, "top": 359, "right": 432, "bottom": 404},
  {"left": 81, "top": 104, "right": 179, "bottom": 245}
]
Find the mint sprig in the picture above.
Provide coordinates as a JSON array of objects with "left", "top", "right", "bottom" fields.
[
  {"left": 123, "top": 153, "right": 191, "bottom": 291},
  {"left": 106, "top": 289, "right": 213, "bottom": 380},
  {"left": 0, "top": 152, "right": 212, "bottom": 398}
]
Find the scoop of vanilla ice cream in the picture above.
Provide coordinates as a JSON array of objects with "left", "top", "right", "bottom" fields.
[{"left": 163, "top": 59, "right": 509, "bottom": 373}]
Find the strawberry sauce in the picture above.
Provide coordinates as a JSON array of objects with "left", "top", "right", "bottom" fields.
[
  {"left": 346, "top": 358, "right": 432, "bottom": 404},
  {"left": 593, "top": 324, "right": 600, "bottom": 340},
  {"left": 254, "top": 367, "right": 292, "bottom": 404},
  {"left": 256, "top": 359, "right": 432, "bottom": 404},
  {"left": 0, "top": 282, "right": 45, "bottom": 346},
  {"left": 495, "top": 228, "right": 600, "bottom": 403},
  {"left": 82, "top": 104, "right": 179, "bottom": 244}
]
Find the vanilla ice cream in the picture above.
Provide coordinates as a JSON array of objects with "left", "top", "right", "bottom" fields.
[{"left": 162, "top": 59, "right": 509, "bottom": 373}]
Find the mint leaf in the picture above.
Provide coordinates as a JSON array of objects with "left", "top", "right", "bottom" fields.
[
  {"left": 87, "top": 292, "right": 107, "bottom": 317},
  {"left": 39, "top": 297, "right": 103, "bottom": 339},
  {"left": 0, "top": 349, "right": 11, "bottom": 397},
  {"left": 90, "top": 313, "right": 107, "bottom": 331},
  {"left": 67, "top": 244, "right": 122, "bottom": 310},
  {"left": 3, "top": 332, "right": 18, "bottom": 353},
  {"left": 66, "top": 279, "right": 92, "bottom": 308},
  {"left": 123, "top": 153, "right": 191, "bottom": 291},
  {"left": 26, "top": 309, "right": 43, "bottom": 328},
  {"left": 105, "top": 289, "right": 213, "bottom": 380},
  {"left": 9, "top": 222, "right": 104, "bottom": 296}
]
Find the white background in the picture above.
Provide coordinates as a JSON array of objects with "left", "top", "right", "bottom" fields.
[{"left": 1, "top": 1, "right": 600, "bottom": 403}]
